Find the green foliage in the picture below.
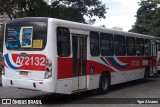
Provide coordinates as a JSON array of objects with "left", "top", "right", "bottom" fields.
[
  {"left": 130, "top": 0, "right": 160, "bottom": 36},
  {"left": 0, "top": 0, "right": 107, "bottom": 24}
]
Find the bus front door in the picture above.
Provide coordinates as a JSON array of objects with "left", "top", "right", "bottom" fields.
[
  {"left": 72, "top": 35, "right": 87, "bottom": 92},
  {"left": 151, "top": 43, "right": 157, "bottom": 74}
]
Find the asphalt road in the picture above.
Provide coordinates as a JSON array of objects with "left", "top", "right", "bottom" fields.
[{"left": 0, "top": 77, "right": 160, "bottom": 106}]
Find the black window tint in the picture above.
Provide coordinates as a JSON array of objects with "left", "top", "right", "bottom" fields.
[
  {"left": 57, "top": 27, "right": 70, "bottom": 57},
  {"left": 126, "top": 37, "right": 136, "bottom": 56},
  {"left": 136, "top": 38, "right": 144, "bottom": 56},
  {"left": 100, "top": 33, "right": 114, "bottom": 56},
  {"left": 144, "top": 39, "right": 151, "bottom": 56},
  {"left": 114, "top": 35, "right": 126, "bottom": 56},
  {"left": 32, "top": 22, "right": 47, "bottom": 49},
  {"left": 90, "top": 32, "right": 100, "bottom": 56}
]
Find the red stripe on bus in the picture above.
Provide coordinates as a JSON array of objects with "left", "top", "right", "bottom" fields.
[
  {"left": 12, "top": 54, "right": 46, "bottom": 71},
  {"left": 57, "top": 57, "right": 73, "bottom": 79},
  {"left": 57, "top": 56, "right": 156, "bottom": 79},
  {"left": 86, "top": 60, "right": 115, "bottom": 75},
  {"left": 57, "top": 58, "right": 115, "bottom": 79}
]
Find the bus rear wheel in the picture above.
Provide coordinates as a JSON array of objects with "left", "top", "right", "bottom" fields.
[
  {"left": 142, "top": 67, "right": 150, "bottom": 82},
  {"left": 97, "top": 73, "right": 110, "bottom": 94}
]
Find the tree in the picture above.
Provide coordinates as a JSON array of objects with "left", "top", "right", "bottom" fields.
[
  {"left": 0, "top": 0, "right": 49, "bottom": 19},
  {"left": 50, "top": 0, "right": 107, "bottom": 24},
  {"left": 0, "top": 0, "right": 107, "bottom": 24},
  {"left": 130, "top": 0, "right": 160, "bottom": 36}
]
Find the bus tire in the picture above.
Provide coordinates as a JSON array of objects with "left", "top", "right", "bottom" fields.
[
  {"left": 143, "top": 67, "right": 150, "bottom": 82},
  {"left": 146, "top": 67, "right": 150, "bottom": 78},
  {"left": 158, "top": 70, "right": 160, "bottom": 74},
  {"left": 97, "top": 73, "right": 110, "bottom": 94}
]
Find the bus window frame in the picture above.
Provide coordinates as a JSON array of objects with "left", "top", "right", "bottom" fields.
[
  {"left": 144, "top": 39, "right": 151, "bottom": 56},
  {"left": 136, "top": 38, "right": 144, "bottom": 56},
  {"left": 100, "top": 33, "right": 114, "bottom": 56},
  {"left": 57, "top": 27, "right": 71, "bottom": 57},
  {"left": 126, "top": 37, "right": 136, "bottom": 56},
  {"left": 114, "top": 34, "right": 126, "bottom": 56},
  {"left": 90, "top": 31, "right": 100, "bottom": 56}
]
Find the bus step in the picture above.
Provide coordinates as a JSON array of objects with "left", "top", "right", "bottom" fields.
[{"left": 72, "top": 88, "right": 87, "bottom": 93}]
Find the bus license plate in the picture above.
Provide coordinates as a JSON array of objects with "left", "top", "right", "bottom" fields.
[{"left": 20, "top": 71, "right": 28, "bottom": 76}]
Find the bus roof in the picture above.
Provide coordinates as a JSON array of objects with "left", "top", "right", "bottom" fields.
[
  {"left": 6, "top": 17, "right": 158, "bottom": 40},
  {"left": 48, "top": 18, "right": 158, "bottom": 40},
  {"left": 6, "top": 17, "right": 48, "bottom": 24}
]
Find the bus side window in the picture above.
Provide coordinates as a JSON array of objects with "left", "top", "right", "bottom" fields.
[
  {"left": 136, "top": 38, "right": 144, "bottom": 56},
  {"left": 100, "top": 33, "right": 114, "bottom": 56},
  {"left": 126, "top": 37, "right": 136, "bottom": 56},
  {"left": 114, "top": 35, "right": 126, "bottom": 56},
  {"left": 57, "top": 27, "right": 70, "bottom": 57},
  {"left": 90, "top": 32, "right": 100, "bottom": 56},
  {"left": 144, "top": 39, "right": 151, "bottom": 56}
]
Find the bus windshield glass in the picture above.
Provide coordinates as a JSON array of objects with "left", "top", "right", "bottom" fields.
[{"left": 5, "top": 21, "right": 47, "bottom": 51}]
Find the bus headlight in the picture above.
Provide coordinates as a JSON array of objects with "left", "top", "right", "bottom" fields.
[{"left": 44, "top": 58, "right": 52, "bottom": 79}]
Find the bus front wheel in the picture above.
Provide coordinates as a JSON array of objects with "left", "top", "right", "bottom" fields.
[{"left": 97, "top": 73, "right": 110, "bottom": 94}]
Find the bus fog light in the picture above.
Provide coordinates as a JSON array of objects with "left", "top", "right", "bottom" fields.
[
  {"left": 2, "top": 70, "right": 4, "bottom": 74},
  {"left": 2, "top": 57, "right": 5, "bottom": 75},
  {"left": 44, "top": 58, "right": 52, "bottom": 79},
  {"left": 45, "top": 72, "right": 52, "bottom": 79}
]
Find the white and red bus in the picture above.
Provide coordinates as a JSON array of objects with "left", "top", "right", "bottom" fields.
[
  {"left": 1, "top": 17, "right": 158, "bottom": 94},
  {"left": 156, "top": 39, "right": 160, "bottom": 73}
]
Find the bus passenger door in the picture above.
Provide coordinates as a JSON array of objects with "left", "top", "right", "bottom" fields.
[
  {"left": 72, "top": 35, "right": 87, "bottom": 91},
  {"left": 157, "top": 43, "right": 160, "bottom": 73}
]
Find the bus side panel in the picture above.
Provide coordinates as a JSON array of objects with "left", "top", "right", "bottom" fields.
[
  {"left": 87, "top": 74, "right": 100, "bottom": 90},
  {"left": 57, "top": 57, "right": 73, "bottom": 79},
  {"left": 47, "top": 19, "right": 59, "bottom": 92},
  {"left": 111, "top": 68, "right": 145, "bottom": 85},
  {"left": 56, "top": 78, "right": 72, "bottom": 94},
  {"left": 158, "top": 51, "right": 160, "bottom": 71},
  {"left": 86, "top": 56, "right": 151, "bottom": 85}
]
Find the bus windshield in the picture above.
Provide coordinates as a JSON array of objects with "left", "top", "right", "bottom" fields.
[{"left": 5, "top": 21, "right": 47, "bottom": 51}]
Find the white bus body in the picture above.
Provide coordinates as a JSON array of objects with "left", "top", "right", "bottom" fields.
[{"left": 2, "top": 17, "right": 158, "bottom": 94}]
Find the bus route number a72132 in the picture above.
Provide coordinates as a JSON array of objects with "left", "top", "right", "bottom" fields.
[{"left": 11, "top": 53, "right": 46, "bottom": 71}]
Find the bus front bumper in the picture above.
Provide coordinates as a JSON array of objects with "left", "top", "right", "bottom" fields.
[{"left": 2, "top": 75, "right": 55, "bottom": 92}]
